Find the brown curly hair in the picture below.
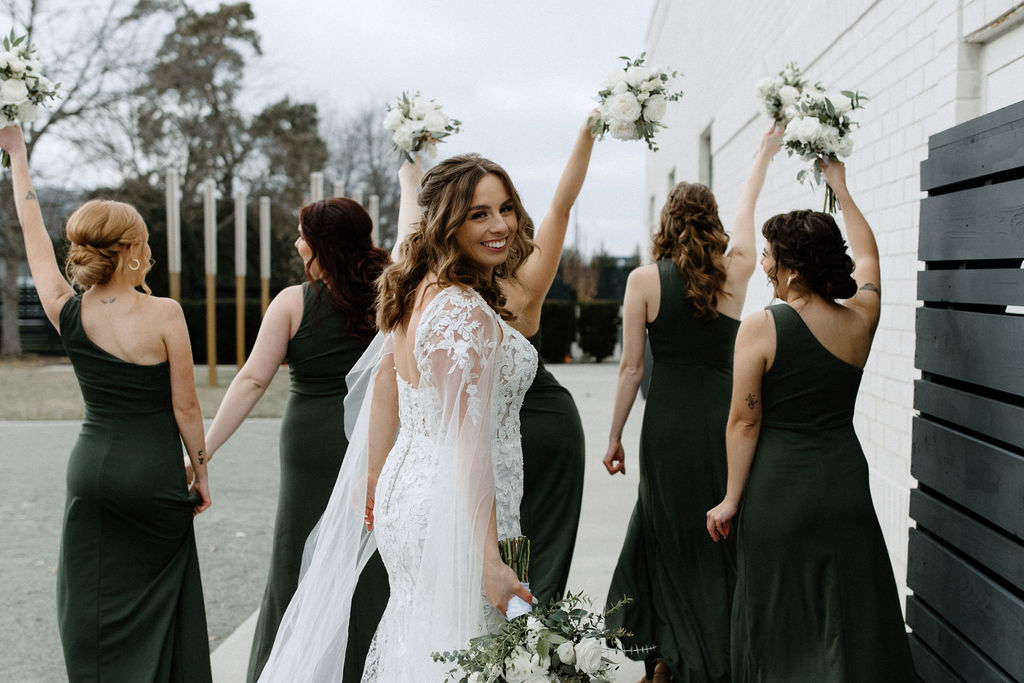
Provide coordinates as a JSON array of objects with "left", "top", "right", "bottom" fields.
[
  {"left": 298, "top": 197, "right": 390, "bottom": 344},
  {"left": 64, "top": 199, "right": 152, "bottom": 294},
  {"left": 376, "top": 154, "right": 535, "bottom": 332},
  {"left": 651, "top": 182, "right": 729, "bottom": 318},
  {"left": 762, "top": 210, "right": 857, "bottom": 301}
]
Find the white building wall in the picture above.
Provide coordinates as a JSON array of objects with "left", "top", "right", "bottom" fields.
[{"left": 644, "top": 0, "right": 1024, "bottom": 606}]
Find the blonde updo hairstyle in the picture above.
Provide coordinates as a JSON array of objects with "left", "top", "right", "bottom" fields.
[
  {"left": 64, "top": 199, "right": 151, "bottom": 294},
  {"left": 651, "top": 181, "right": 730, "bottom": 318}
]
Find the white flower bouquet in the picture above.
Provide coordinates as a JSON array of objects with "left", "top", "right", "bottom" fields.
[
  {"left": 755, "top": 61, "right": 818, "bottom": 126},
  {"left": 589, "top": 52, "right": 683, "bottom": 151},
  {"left": 783, "top": 88, "right": 868, "bottom": 213},
  {"left": 383, "top": 91, "right": 461, "bottom": 162},
  {"left": 432, "top": 592, "right": 648, "bottom": 683},
  {"left": 0, "top": 30, "right": 59, "bottom": 167}
]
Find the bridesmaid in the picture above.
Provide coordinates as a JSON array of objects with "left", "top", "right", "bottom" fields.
[
  {"left": 203, "top": 198, "right": 391, "bottom": 683},
  {"left": 706, "top": 159, "right": 914, "bottom": 681},
  {"left": 393, "top": 115, "right": 595, "bottom": 606},
  {"left": 0, "top": 126, "right": 212, "bottom": 681},
  {"left": 604, "top": 127, "right": 782, "bottom": 682}
]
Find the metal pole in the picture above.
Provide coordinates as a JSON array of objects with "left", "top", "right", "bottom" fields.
[
  {"left": 203, "top": 178, "right": 217, "bottom": 387},
  {"left": 165, "top": 169, "right": 181, "bottom": 301},
  {"left": 260, "top": 197, "right": 271, "bottom": 317},
  {"left": 234, "top": 189, "right": 247, "bottom": 369},
  {"left": 332, "top": 180, "right": 345, "bottom": 198}
]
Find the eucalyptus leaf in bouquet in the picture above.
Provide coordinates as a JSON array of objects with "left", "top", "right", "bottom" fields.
[
  {"left": 590, "top": 52, "right": 683, "bottom": 152},
  {"left": 0, "top": 29, "right": 60, "bottom": 167},
  {"left": 755, "top": 61, "right": 821, "bottom": 126},
  {"left": 383, "top": 91, "right": 461, "bottom": 162}
]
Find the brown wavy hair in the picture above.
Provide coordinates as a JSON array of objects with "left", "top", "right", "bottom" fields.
[
  {"left": 376, "top": 154, "right": 535, "bottom": 332},
  {"left": 762, "top": 210, "right": 857, "bottom": 301},
  {"left": 298, "top": 197, "right": 391, "bottom": 344},
  {"left": 651, "top": 182, "right": 729, "bottom": 318},
  {"left": 64, "top": 199, "right": 152, "bottom": 294}
]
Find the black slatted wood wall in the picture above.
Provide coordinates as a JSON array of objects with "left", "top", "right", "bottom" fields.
[{"left": 909, "top": 99, "right": 1024, "bottom": 683}]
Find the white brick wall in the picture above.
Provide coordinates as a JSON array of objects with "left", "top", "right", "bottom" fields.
[{"left": 644, "top": 0, "right": 1024, "bottom": 607}]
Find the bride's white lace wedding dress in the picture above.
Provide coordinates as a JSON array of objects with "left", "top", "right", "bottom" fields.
[{"left": 259, "top": 285, "right": 537, "bottom": 682}]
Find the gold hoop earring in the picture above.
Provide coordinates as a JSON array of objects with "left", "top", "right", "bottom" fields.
[{"left": 129, "top": 258, "right": 141, "bottom": 271}]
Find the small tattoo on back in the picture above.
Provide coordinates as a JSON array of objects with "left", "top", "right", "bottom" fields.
[
  {"left": 100, "top": 297, "right": 117, "bottom": 305},
  {"left": 745, "top": 393, "right": 759, "bottom": 409},
  {"left": 860, "top": 282, "right": 880, "bottom": 296}
]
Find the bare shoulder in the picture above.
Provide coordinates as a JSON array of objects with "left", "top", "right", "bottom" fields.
[
  {"left": 627, "top": 263, "right": 659, "bottom": 290},
  {"left": 738, "top": 308, "right": 775, "bottom": 342}
]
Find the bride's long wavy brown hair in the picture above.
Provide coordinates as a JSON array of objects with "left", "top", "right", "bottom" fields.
[
  {"left": 651, "top": 182, "right": 730, "bottom": 318},
  {"left": 376, "top": 154, "right": 535, "bottom": 332}
]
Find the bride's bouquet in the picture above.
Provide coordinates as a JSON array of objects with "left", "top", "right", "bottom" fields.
[
  {"left": 0, "top": 30, "right": 59, "bottom": 166},
  {"left": 589, "top": 52, "right": 683, "bottom": 151},
  {"left": 432, "top": 592, "right": 646, "bottom": 683},
  {"left": 383, "top": 91, "right": 461, "bottom": 162},
  {"left": 783, "top": 88, "right": 868, "bottom": 213},
  {"left": 755, "top": 61, "right": 819, "bottom": 126}
]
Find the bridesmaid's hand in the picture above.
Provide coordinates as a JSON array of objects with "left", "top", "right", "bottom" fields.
[
  {"left": 706, "top": 499, "right": 737, "bottom": 542},
  {"left": 190, "top": 476, "right": 211, "bottom": 516},
  {"left": 398, "top": 156, "right": 423, "bottom": 188},
  {"left": 364, "top": 473, "right": 378, "bottom": 531},
  {"left": 483, "top": 557, "right": 535, "bottom": 618},
  {"left": 603, "top": 439, "right": 626, "bottom": 475},
  {"left": 0, "top": 123, "right": 26, "bottom": 156}
]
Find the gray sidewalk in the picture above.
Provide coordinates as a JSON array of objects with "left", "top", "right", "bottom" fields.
[{"left": 2, "top": 363, "right": 647, "bottom": 682}]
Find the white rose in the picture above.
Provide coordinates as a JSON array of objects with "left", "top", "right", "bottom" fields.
[
  {"left": 818, "top": 124, "right": 841, "bottom": 153},
  {"left": 636, "top": 90, "right": 650, "bottom": 102},
  {"left": 601, "top": 69, "right": 627, "bottom": 91},
  {"left": 466, "top": 673, "right": 483, "bottom": 683},
  {"left": 574, "top": 637, "right": 605, "bottom": 675},
  {"left": 409, "top": 95, "right": 432, "bottom": 119},
  {"left": 6, "top": 56, "right": 25, "bottom": 73},
  {"left": 554, "top": 641, "right": 575, "bottom": 665},
  {"left": 35, "top": 75, "right": 52, "bottom": 94},
  {"left": 782, "top": 104, "right": 799, "bottom": 121},
  {"left": 0, "top": 78, "right": 29, "bottom": 105},
  {"left": 778, "top": 85, "right": 800, "bottom": 106},
  {"left": 505, "top": 646, "right": 539, "bottom": 683},
  {"left": 421, "top": 108, "right": 448, "bottom": 135},
  {"left": 624, "top": 65, "right": 651, "bottom": 87},
  {"left": 609, "top": 118, "right": 639, "bottom": 140},
  {"left": 755, "top": 76, "right": 774, "bottom": 99},
  {"left": 837, "top": 135, "right": 854, "bottom": 158},
  {"left": 643, "top": 94, "right": 667, "bottom": 122},
  {"left": 612, "top": 79, "right": 628, "bottom": 95},
  {"left": 16, "top": 101, "right": 38, "bottom": 122},
  {"left": 826, "top": 91, "right": 853, "bottom": 114},
  {"left": 785, "top": 116, "right": 823, "bottom": 145},
  {"left": 382, "top": 107, "right": 405, "bottom": 132},
  {"left": 606, "top": 92, "right": 642, "bottom": 122},
  {"left": 392, "top": 120, "right": 416, "bottom": 151}
]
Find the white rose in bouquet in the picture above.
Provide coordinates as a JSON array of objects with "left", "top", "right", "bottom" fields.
[
  {"left": 818, "top": 124, "right": 841, "bottom": 154},
  {"left": 1, "top": 78, "right": 28, "bottom": 104},
  {"left": 826, "top": 90, "right": 853, "bottom": 114},
  {"left": 392, "top": 120, "right": 416, "bottom": 151},
  {"left": 422, "top": 108, "right": 448, "bottom": 135},
  {"left": 382, "top": 106, "right": 404, "bottom": 132},
  {"left": 643, "top": 94, "right": 668, "bottom": 122},
  {"left": 837, "top": 135, "right": 854, "bottom": 157},
  {"left": 782, "top": 104, "right": 799, "bottom": 122},
  {"left": 409, "top": 94, "right": 432, "bottom": 119},
  {"left": 16, "top": 101, "right": 37, "bottom": 122},
  {"left": 6, "top": 55, "right": 25, "bottom": 73},
  {"left": 505, "top": 645, "right": 551, "bottom": 683},
  {"left": 778, "top": 84, "right": 800, "bottom": 106},
  {"left": 602, "top": 69, "right": 627, "bottom": 91},
  {"left": 607, "top": 92, "right": 642, "bottom": 122},
  {"left": 611, "top": 79, "right": 629, "bottom": 95},
  {"left": 609, "top": 118, "right": 640, "bottom": 140},
  {"left": 785, "top": 116, "right": 823, "bottom": 145},
  {"left": 574, "top": 637, "right": 606, "bottom": 675},
  {"left": 755, "top": 76, "right": 774, "bottom": 99},
  {"left": 554, "top": 640, "right": 576, "bottom": 665},
  {"left": 624, "top": 64, "right": 651, "bottom": 87}
]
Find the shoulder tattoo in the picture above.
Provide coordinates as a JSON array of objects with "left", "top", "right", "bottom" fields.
[
  {"left": 745, "top": 393, "right": 759, "bottom": 409},
  {"left": 859, "top": 282, "right": 880, "bottom": 296}
]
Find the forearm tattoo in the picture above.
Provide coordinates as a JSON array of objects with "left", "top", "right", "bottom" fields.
[
  {"left": 25, "top": 190, "right": 36, "bottom": 201},
  {"left": 745, "top": 393, "right": 759, "bottom": 409},
  {"left": 197, "top": 449, "right": 205, "bottom": 465},
  {"left": 860, "top": 282, "right": 880, "bottom": 296}
]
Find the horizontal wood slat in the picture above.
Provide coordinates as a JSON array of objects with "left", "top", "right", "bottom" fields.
[
  {"left": 913, "top": 379, "right": 1024, "bottom": 451},
  {"left": 906, "top": 597, "right": 1015, "bottom": 683},
  {"left": 916, "top": 308, "right": 1024, "bottom": 397},
  {"left": 917, "top": 269, "right": 1024, "bottom": 305},
  {"left": 918, "top": 179, "right": 1024, "bottom": 260},
  {"left": 921, "top": 101, "right": 1024, "bottom": 190}
]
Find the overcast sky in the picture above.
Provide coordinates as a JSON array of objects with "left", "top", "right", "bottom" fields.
[{"left": 242, "top": 0, "right": 657, "bottom": 257}]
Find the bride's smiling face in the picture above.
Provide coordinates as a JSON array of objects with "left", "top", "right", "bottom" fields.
[{"left": 454, "top": 173, "right": 517, "bottom": 274}]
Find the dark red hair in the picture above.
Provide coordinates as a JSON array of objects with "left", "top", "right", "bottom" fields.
[{"left": 298, "top": 197, "right": 390, "bottom": 343}]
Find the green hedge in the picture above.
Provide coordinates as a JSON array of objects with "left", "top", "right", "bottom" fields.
[
  {"left": 539, "top": 299, "right": 575, "bottom": 364},
  {"left": 577, "top": 299, "right": 621, "bottom": 362},
  {"left": 182, "top": 298, "right": 264, "bottom": 366}
]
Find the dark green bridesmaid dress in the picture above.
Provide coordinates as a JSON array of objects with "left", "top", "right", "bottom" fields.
[
  {"left": 519, "top": 332, "right": 586, "bottom": 607},
  {"left": 246, "top": 282, "right": 389, "bottom": 683},
  {"left": 606, "top": 259, "right": 739, "bottom": 682},
  {"left": 731, "top": 304, "right": 914, "bottom": 682},
  {"left": 57, "top": 295, "right": 211, "bottom": 683}
]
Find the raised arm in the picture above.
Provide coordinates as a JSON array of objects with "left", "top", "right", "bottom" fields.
[
  {"left": 706, "top": 310, "right": 773, "bottom": 541},
  {"left": 363, "top": 343, "right": 398, "bottom": 532},
  {"left": 0, "top": 125, "right": 73, "bottom": 327},
  {"left": 204, "top": 286, "right": 299, "bottom": 458},
  {"left": 514, "top": 115, "right": 596, "bottom": 306},
  {"left": 727, "top": 126, "right": 783, "bottom": 283},
  {"left": 603, "top": 267, "right": 650, "bottom": 475},
  {"left": 822, "top": 160, "right": 880, "bottom": 330},
  {"left": 391, "top": 157, "right": 424, "bottom": 261}
]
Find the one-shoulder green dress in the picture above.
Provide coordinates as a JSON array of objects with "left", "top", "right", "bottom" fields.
[
  {"left": 606, "top": 259, "right": 739, "bottom": 682},
  {"left": 247, "top": 282, "right": 389, "bottom": 683},
  {"left": 519, "top": 332, "right": 586, "bottom": 607},
  {"left": 731, "top": 304, "right": 914, "bottom": 681},
  {"left": 57, "top": 295, "right": 212, "bottom": 683}
]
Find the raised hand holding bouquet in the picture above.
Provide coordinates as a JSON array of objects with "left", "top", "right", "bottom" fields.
[
  {"left": 0, "top": 30, "right": 59, "bottom": 167},
  {"left": 383, "top": 91, "right": 461, "bottom": 162},
  {"left": 755, "top": 61, "right": 817, "bottom": 126},
  {"left": 783, "top": 88, "right": 868, "bottom": 213},
  {"left": 590, "top": 52, "right": 683, "bottom": 151}
]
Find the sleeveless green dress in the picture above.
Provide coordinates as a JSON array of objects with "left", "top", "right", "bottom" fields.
[
  {"left": 519, "top": 332, "right": 586, "bottom": 607},
  {"left": 732, "top": 304, "right": 914, "bottom": 681},
  {"left": 247, "top": 282, "right": 390, "bottom": 683},
  {"left": 606, "top": 259, "right": 739, "bottom": 682},
  {"left": 57, "top": 295, "right": 212, "bottom": 683}
]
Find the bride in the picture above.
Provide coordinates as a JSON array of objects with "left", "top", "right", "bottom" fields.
[{"left": 259, "top": 154, "right": 538, "bottom": 681}]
